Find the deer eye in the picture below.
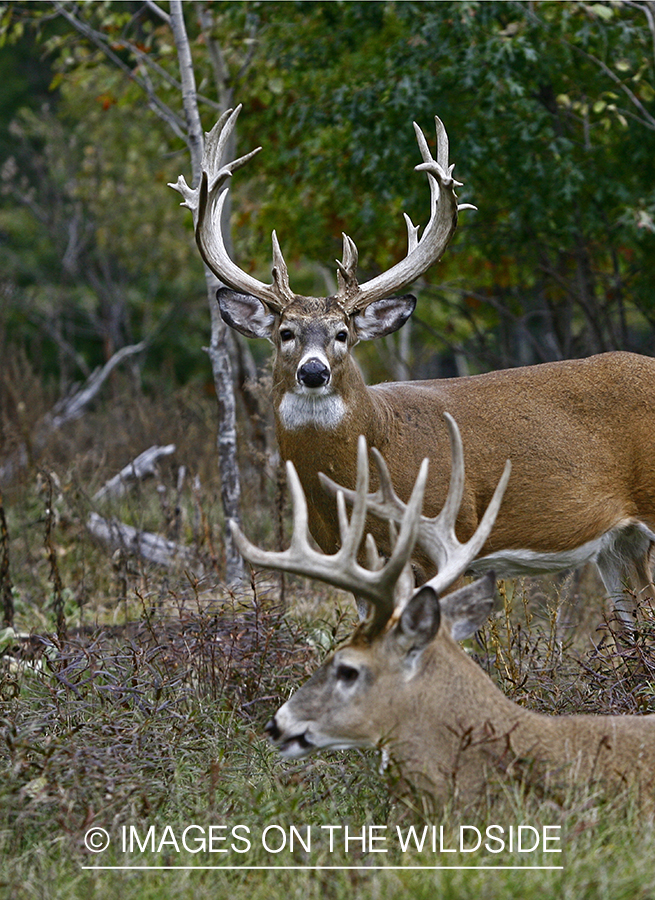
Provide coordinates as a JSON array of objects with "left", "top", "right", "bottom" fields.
[
  {"left": 335, "top": 663, "right": 359, "bottom": 684},
  {"left": 335, "top": 330, "right": 348, "bottom": 343},
  {"left": 279, "top": 329, "right": 295, "bottom": 343}
]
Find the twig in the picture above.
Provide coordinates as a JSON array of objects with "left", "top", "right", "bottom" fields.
[
  {"left": 0, "top": 492, "right": 14, "bottom": 628},
  {"left": 43, "top": 473, "right": 66, "bottom": 640}
]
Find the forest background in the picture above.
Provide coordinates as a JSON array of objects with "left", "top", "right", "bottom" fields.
[{"left": 2, "top": 0, "right": 655, "bottom": 581}]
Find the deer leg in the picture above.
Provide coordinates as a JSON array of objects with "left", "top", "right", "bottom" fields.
[
  {"left": 631, "top": 540, "right": 655, "bottom": 618},
  {"left": 595, "top": 559, "right": 637, "bottom": 633},
  {"left": 595, "top": 524, "right": 655, "bottom": 632}
]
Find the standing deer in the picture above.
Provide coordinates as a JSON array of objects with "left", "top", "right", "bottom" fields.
[
  {"left": 171, "top": 106, "right": 655, "bottom": 626},
  {"left": 231, "top": 421, "right": 655, "bottom": 805}
]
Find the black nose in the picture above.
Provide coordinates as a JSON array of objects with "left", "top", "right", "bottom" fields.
[
  {"left": 297, "top": 358, "right": 330, "bottom": 388},
  {"left": 265, "top": 717, "right": 281, "bottom": 740}
]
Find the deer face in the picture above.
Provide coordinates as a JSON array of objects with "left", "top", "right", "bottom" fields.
[
  {"left": 265, "top": 580, "right": 494, "bottom": 760},
  {"left": 266, "top": 642, "right": 389, "bottom": 758},
  {"left": 217, "top": 288, "right": 416, "bottom": 429},
  {"left": 275, "top": 301, "right": 354, "bottom": 395}
]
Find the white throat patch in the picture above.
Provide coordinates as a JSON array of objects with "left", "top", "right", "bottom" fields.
[{"left": 278, "top": 391, "right": 347, "bottom": 430}]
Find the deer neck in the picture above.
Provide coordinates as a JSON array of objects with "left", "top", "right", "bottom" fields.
[
  {"left": 385, "top": 638, "right": 574, "bottom": 801},
  {"left": 387, "top": 637, "right": 655, "bottom": 802}
]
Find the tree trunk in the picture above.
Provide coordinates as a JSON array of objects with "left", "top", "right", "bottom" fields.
[{"left": 169, "top": 0, "right": 244, "bottom": 583}]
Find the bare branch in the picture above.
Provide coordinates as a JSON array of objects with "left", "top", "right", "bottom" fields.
[
  {"left": 52, "top": 1, "right": 188, "bottom": 144},
  {"left": 46, "top": 341, "right": 146, "bottom": 431},
  {"left": 0, "top": 341, "right": 147, "bottom": 485},
  {"left": 169, "top": 0, "right": 204, "bottom": 177},
  {"left": 144, "top": 0, "right": 171, "bottom": 25},
  {"left": 93, "top": 445, "right": 176, "bottom": 502},
  {"left": 87, "top": 512, "right": 203, "bottom": 574}
]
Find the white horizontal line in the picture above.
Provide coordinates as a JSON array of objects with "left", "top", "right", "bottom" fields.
[{"left": 82, "top": 865, "right": 564, "bottom": 871}]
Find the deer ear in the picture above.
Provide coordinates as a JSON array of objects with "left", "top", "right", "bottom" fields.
[
  {"left": 217, "top": 288, "right": 276, "bottom": 340},
  {"left": 352, "top": 295, "right": 416, "bottom": 341},
  {"left": 439, "top": 572, "right": 496, "bottom": 641},
  {"left": 396, "top": 585, "right": 441, "bottom": 654}
]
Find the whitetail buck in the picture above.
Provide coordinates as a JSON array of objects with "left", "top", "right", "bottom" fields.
[
  {"left": 231, "top": 421, "right": 655, "bottom": 805},
  {"left": 171, "top": 106, "right": 655, "bottom": 626}
]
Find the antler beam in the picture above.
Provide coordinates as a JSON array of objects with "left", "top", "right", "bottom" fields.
[
  {"left": 171, "top": 108, "right": 473, "bottom": 313},
  {"left": 233, "top": 415, "right": 510, "bottom": 634},
  {"left": 319, "top": 413, "right": 512, "bottom": 597},
  {"left": 169, "top": 105, "right": 291, "bottom": 310},
  {"left": 339, "top": 118, "right": 475, "bottom": 311}
]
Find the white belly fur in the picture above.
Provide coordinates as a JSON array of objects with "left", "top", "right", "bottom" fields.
[{"left": 469, "top": 519, "right": 655, "bottom": 582}]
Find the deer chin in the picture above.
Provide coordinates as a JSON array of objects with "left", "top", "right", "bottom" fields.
[
  {"left": 278, "top": 389, "right": 347, "bottom": 430},
  {"left": 275, "top": 729, "right": 370, "bottom": 759},
  {"left": 275, "top": 730, "right": 317, "bottom": 759}
]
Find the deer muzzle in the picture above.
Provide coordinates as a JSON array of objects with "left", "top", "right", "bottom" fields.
[
  {"left": 297, "top": 357, "right": 331, "bottom": 389},
  {"left": 265, "top": 715, "right": 315, "bottom": 758}
]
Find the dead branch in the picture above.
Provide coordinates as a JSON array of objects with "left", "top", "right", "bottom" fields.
[
  {"left": 86, "top": 512, "right": 203, "bottom": 576},
  {"left": 0, "top": 341, "right": 146, "bottom": 485},
  {"left": 93, "top": 444, "right": 176, "bottom": 503}
]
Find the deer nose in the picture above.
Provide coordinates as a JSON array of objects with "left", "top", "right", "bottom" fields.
[
  {"left": 265, "top": 717, "right": 281, "bottom": 741},
  {"left": 297, "top": 358, "right": 330, "bottom": 388}
]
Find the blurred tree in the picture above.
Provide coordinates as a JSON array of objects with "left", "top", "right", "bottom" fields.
[
  {"left": 4, "top": 1, "right": 654, "bottom": 375},
  {"left": 0, "top": 0, "right": 265, "bottom": 581},
  {"left": 229, "top": 0, "right": 655, "bottom": 372}
]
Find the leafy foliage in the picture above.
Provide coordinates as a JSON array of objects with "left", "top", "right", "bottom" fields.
[
  {"left": 2, "top": 1, "right": 655, "bottom": 385},
  {"left": 232, "top": 1, "right": 655, "bottom": 368}
]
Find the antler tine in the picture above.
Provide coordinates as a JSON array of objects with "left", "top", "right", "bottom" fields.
[
  {"left": 423, "top": 416, "right": 511, "bottom": 596},
  {"left": 424, "top": 411, "right": 466, "bottom": 564},
  {"left": 319, "top": 444, "right": 406, "bottom": 526},
  {"left": 342, "top": 435, "right": 371, "bottom": 556},
  {"left": 318, "top": 414, "right": 511, "bottom": 598},
  {"left": 384, "top": 454, "right": 429, "bottom": 585},
  {"left": 230, "top": 437, "right": 428, "bottom": 630}
]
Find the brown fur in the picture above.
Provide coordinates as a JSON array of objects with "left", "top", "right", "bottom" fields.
[{"left": 278, "top": 350, "right": 655, "bottom": 557}]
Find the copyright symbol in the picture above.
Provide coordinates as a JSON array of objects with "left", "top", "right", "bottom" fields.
[{"left": 84, "top": 827, "right": 110, "bottom": 853}]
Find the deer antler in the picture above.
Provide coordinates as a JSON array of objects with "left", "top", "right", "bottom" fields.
[
  {"left": 172, "top": 109, "right": 473, "bottom": 314},
  {"left": 169, "top": 105, "right": 292, "bottom": 311},
  {"left": 319, "top": 413, "right": 512, "bottom": 596},
  {"left": 230, "top": 435, "right": 428, "bottom": 633},
  {"left": 338, "top": 117, "right": 475, "bottom": 311},
  {"left": 232, "top": 417, "right": 509, "bottom": 635}
]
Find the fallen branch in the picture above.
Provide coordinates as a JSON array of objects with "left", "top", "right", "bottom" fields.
[
  {"left": 93, "top": 445, "right": 176, "bottom": 502},
  {"left": 45, "top": 341, "right": 146, "bottom": 431},
  {"left": 86, "top": 512, "right": 203, "bottom": 576},
  {"left": 1, "top": 341, "right": 146, "bottom": 485}
]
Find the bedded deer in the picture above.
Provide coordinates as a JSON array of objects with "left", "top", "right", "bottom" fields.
[
  {"left": 171, "top": 106, "right": 655, "bottom": 626},
  {"left": 231, "top": 420, "right": 655, "bottom": 805}
]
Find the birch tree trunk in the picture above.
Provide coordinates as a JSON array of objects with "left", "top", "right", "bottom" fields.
[{"left": 169, "top": 0, "right": 244, "bottom": 583}]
